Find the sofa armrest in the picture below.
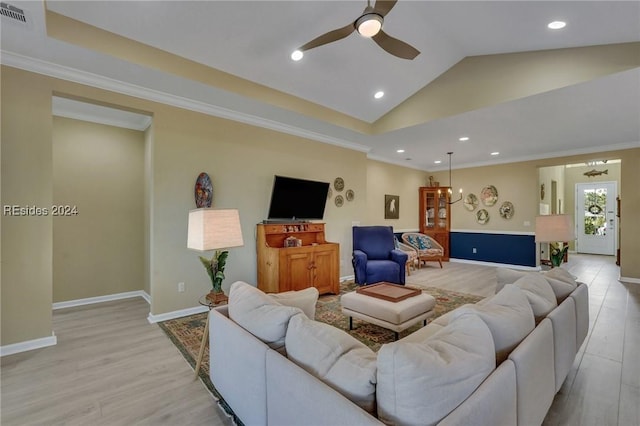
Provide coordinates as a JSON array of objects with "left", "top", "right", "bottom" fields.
[
  {"left": 209, "top": 308, "right": 268, "bottom": 426},
  {"left": 353, "top": 249, "right": 368, "bottom": 284},
  {"left": 570, "top": 283, "right": 589, "bottom": 349},
  {"left": 390, "top": 249, "right": 408, "bottom": 265},
  {"left": 265, "top": 350, "right": 382, "bottom": 425}
]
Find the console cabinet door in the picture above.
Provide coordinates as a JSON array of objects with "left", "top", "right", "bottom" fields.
[
  {"left": 312, "top": 245, "right": 339, "bottom": 294},
  {"left": 280, "top": 250, "right": 313, "bottom": 291}
]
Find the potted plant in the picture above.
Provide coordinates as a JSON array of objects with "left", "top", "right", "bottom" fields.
[
  {"left": 200, "top": 250, "right": 229, "bottom": 303},
  {"left": 549, "top": 243, "right": 569, "bottom": 267}
]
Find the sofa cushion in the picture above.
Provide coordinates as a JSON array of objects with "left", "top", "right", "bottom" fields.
[
  {"left": 268, "top": 287, "right": 319, "bottom": 320},
  {"left": 512, "top": 274, "right": 558, "bottom": 322},
  {"left": 228, "top": 281, "right": 302, "bottom": 351},
  {"left": 377, "top": 313, "right": 496, "bottom": 426},
  {"left": 544, "top": 267, "right": 578, "bottom": 302},
  {"left": 496, "top": 267, "right": 578, "bottom": 303},
  {"left": 285, "top": 314, "right": 377, "bottom": 414},
  {"left": 452, "top": 284, "right": 535, "bottom": 363}
]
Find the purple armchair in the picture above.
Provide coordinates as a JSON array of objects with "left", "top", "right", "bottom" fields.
[{"left": 352, "top": 226, "right": 408, "bottom": 285}]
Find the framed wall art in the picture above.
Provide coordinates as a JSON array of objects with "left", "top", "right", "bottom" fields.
[{"left": 385, "top": 195, "right": 399, "bottom": 219}]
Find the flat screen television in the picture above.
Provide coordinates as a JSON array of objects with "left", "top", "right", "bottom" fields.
[{"left": 267, "top": 175, "right": 330, "bottom": 221}]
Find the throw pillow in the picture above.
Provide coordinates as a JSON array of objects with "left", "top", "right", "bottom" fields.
[
  {"left": 406, "top": 234, "right": 418, "bottom": 247},
  {"left": 377, "top": 313, "right": 496, "bottom": 426},
  {"left": 285, "top": 314, "right": 377, "bottom": 414},
  {"left": 451, "top": 284, "right": 535, "bottom": 364},
  {"left": 495, "top": 268, "right": 529, "bottom": 293},
  {"left": 228, "top": 281, "right": 302, "bottom": 351},
  {"left": 496, "top": 267, "right": 577, "bottom": 303},
  {"left": 269, "top": 287, "right": 319, "bottom": 320},
  {"left": 417, "top": 235, "right": 432, "bottom": 250},
  {"left": 512, "top": 273, "right": 558, "bottom": 322}
]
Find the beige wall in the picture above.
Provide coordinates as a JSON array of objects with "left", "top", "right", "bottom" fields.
[
  {"left": 365, "top": 160, "right": 427, "bottom": 231},
  {"left": 539, "top": 165, "right": 566, "bottom": 214},
  {"left": 2, "top": 65, "right": 639, "bottom": 349},
  {"left": 52, "top": 117, "right": 145, "bottom": 302}
]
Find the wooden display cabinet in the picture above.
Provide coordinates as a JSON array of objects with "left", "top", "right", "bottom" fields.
[
  {"left": 418, "top": 187, "right": 451, "bottom": 260},
  {"left": 256, "top": 223, "right": 339, "bottom": 295}
]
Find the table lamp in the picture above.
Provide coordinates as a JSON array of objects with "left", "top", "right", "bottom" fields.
[
  {"left": 535, "top": 214, "right": 576, "bottom": 267},
  {"left": 187, "top": 208, "right": 244, "bottom": 302}
]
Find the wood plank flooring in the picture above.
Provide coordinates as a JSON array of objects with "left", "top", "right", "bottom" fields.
[{"left": 1, "top": 254, "right": 637, "bottom": 425}]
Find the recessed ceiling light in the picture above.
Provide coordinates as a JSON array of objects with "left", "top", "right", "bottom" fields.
[
  {"left": 396, "top": 149, "right": 405, "bottom": 153},
  {"left": 434, "top": 160, "right": 442, "bottom": 164},
  {"left": 291, "top": 50, "right": 303, "bottom": 61},
  {"left": 459, "top": 136, "right": 469, "bottom": 142},
  {"left": 491, "top": 152, "right": 500, "bottom": 156},
  {"left": 374, "top": 91, "right": 384, "bottom": 99},
  {"left": 547, "top": 21, "right": 566, "bottom": 30}
]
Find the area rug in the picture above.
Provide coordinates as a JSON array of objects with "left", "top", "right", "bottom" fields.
[{"left": 158, "top": 281, "right": 483, "bottom": 391}]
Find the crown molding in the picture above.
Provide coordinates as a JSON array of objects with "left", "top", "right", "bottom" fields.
[{"left": 1, "top": 50, "right": 370, "bottom": 154}]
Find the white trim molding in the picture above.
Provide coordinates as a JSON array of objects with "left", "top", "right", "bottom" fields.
[
  {"left": 451, "top": 229, "right": 536, "bottom": 236},
  {"left": 147, "top": 306, "right": 209, "bottom": 324},
  {"left": 451, "top": 258, "right": 541, "bottom": 271},
  {"left": 52, "top": 290, "right": 149, "bottom": 310},
  {"left": 620, "top": 276, "right": 640, "bottom": 284},
  {"left": 1, "top": 333, "right": 57, "bottom": 357}
]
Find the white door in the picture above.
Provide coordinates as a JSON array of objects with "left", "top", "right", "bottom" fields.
[{"left": 576, "top": 182, "right": 616, "bottom": 255}]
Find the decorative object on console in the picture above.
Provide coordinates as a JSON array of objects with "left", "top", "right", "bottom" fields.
[
  {"left": 463, "top": 193, "right": 478, "bottom": 211},
  {"left": 476, "top": 209, "right": 489, "bottom": 225},
  {"left": 481, "top": 185, "right": 498, "bottom": 206},
  {"left": 535, "top": 214, "right": 576, "bottom": 267},
  {"left": 499, "top": 201, "right": 515, "bottom": 219},
  {"left": 446, "top": 152, "right": 463, "bottom": 204},
  {"left": 194, "top": 172, "right": 213, "bottom": 208},
  {"left": 384, "top": 195, "right": 399, "bottom": 219},
  {"left": 187, "top": 208, "right": 244, "bottom": 302}
]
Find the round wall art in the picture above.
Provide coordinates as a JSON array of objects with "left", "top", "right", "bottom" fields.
[
  {"left": 334, "top": 177, "right": 345, "bottom": 192},
  {"left": 476, "top": 209, "right": 490, "bottom": 225},
  {"left": 194, "top": 172, "right": 213, "bottom": 208},
  {"left": 345, "top": 189, "right": 355, "bottom": 201},
  {"left": 499, "top": 201, "right": 515, "bottom": 220},
  {"left": 480, "top": 185, "right": 499, "bottom": 206},
  {"left": 335, "top": 195, "right": 344, "bottom": 207},
  {"left": 464, "top": 193, "right": 479, "bottom": 211}
]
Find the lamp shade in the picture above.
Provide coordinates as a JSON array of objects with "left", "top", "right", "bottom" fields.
[
  {"left": 535, "top": 214, "right": 576, "bottom": 243},
  {"left": 187, "top": 208, "right": 244, "bottom": 251}
]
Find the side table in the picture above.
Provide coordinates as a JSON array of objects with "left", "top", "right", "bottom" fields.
[{"left": 194, "top": 293, "right": 228, "bottom": 379}]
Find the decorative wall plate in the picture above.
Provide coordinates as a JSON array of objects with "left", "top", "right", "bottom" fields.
[
  {"left": 195, "top": 172, "right": 213, "bottom": 208},
  {"left": 464, "top": 193, "right": 479, "bottom": 211},
  {"left": 335, "top": 195, "right": 344, "bottom": 207},
  {"left": 334, "top": 177, "right": 345, "bottom": 192},
  {"left": 327, "top": 187, "right": 333, "bottom": 199},
  {"left": 480, "top": 185, "right": 498, "bottom": 206},
  {"left": 476, "top": 209, "right": 490, "bottom": 225},
  {"left": 499, "top": 201, "right": 514, "bottom": 219},
  {"left": 345, "top": 189, "right": 355, "bottom": 201}
]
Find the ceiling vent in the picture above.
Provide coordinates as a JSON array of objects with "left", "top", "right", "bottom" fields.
[{"left": 1, "top": 2, "right": 27, "bottom": 25}]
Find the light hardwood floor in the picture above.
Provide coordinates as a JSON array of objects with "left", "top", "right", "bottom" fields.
[{"left": 1, "top": 254, "right": 637, "bottom": 425}]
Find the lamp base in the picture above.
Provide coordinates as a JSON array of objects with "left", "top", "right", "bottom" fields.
[{"left": 206, "top": 290, "right": 228, "bottom": 304}]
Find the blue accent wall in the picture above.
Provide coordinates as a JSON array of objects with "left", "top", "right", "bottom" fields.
[{"left": 450, "top": 232, "right": 536, "bottom": 267}]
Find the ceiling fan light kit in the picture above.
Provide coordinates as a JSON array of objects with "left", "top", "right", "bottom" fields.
[{"left": 294, "top": 0, "right": 420, "bottom": 60}]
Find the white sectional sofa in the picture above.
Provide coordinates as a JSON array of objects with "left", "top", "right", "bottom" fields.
[{"left": 209, "top": 267, "right": 588, "bottom": 426}]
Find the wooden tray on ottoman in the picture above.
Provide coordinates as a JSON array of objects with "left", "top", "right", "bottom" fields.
[{"left": 356, "top": 282, "right": 421, "bottom": 303}]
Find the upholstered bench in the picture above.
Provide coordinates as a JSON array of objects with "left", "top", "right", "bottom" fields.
[{"left": 341, "top": 288, "right": 436, "bottom": 339}]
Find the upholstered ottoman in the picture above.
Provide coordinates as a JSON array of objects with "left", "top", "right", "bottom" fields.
[{"left": 341, "top": 287, "right": 436, "bottom": 339}]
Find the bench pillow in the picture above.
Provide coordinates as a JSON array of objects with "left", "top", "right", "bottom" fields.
[
  {"left": 377, "top": 313, "right": 495, "bottom": 426},
  {"left": 512, "top": 273, "right": 558, "bottom": 322},
  {"left": 228, "top": 281, "right": 302, "bottom": 351},
  {"left": 269, "top": 287, "right": 319, "bottom": 320},
  {"left": 285, "top": 314, "right": 377, "bottom": 414},
  {"left": 452, "top": 284, "right": 535, "bottom": 364}
]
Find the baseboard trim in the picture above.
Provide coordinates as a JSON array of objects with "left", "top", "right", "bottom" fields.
[
  {"left": 450, "top": 258, "right": 541, "bottom": 271},
  {"left": 1, "top": 333, "right": 57, "bottom": 357},
  {"left": 147, "top": 306, "right": 209, "bottom": 324},
  {"left": 620, "top": 276, "right": 640, "bottom": 284},
  {"left": 52, "top": 290, "right": 149, "bottom": 310},
  {"left": 340, "top": 274, "right": 355, "bottom": 282}
]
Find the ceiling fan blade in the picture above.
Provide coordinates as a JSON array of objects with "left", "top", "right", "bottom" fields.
[
  {"left": 298, "top": 23, "right": 355, "bottom": 52},
  {"left": 372, "top": 30, "right": 420, "bottom": 60},
  {"left": 373, "top": 0, "right": 397, "bottom": 17}
]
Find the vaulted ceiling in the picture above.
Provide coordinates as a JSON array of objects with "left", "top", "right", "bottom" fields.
[{"left": 2, "top": 1, "right": 639, "bottom": 170}]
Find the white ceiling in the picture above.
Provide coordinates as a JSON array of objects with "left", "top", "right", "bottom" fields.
[{"left": 2, "top": 0, "right": 639, "bottom": 171}]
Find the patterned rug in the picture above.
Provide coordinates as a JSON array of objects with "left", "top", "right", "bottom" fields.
[{"left": 158, "top": 281, "right": 483, "bottom": 389}]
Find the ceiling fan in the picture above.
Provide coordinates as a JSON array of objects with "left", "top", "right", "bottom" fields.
[{"left": 293, "top": 0, "right": 420, "bottom": 60}]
